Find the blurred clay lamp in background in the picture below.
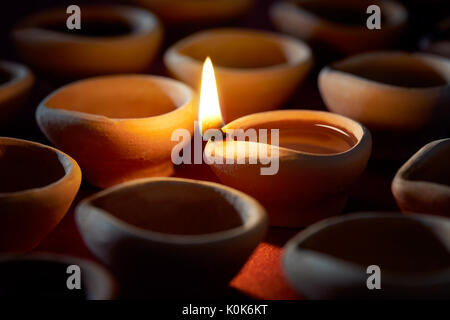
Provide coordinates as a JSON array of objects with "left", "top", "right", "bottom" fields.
[
  {"left": 12, "top": 5, "right": 163, "bottom": 79},
  {"left": 165, "top": 28, "right": 312, "bottom": 123},
  {"left": 132, "top": 0, "right": 254, "bottom": 25},
  {"left": 0, "top": 61, "right": 34, "bottom": 126}
]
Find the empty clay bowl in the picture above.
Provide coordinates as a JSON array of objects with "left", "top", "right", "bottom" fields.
[
  {"left": 12, "top": 5, "right": 162, "bottom": 78},
  {"left": 319, "top": 51, "right": 450, "bottom": 131},
  {"left": 75, "top": 177, "right": 268, "bottom": 298},
  {"left": 0, "top": 61, "right": 34, "bottom": 124},
  {"left": 0, "top": 137, "right": 81, "bottom": 252},
  {"left": 392, "top": 138, "right": 450, "bottom": 217},
  {"left": 283, "top": 212, "right": 450, "bottom": 299},
  {"left": 164, "top": 28, "right": 313, "bottom": 122},
  {"left": 205, "top": 110, "right": 372, "bottom": 227},
  {"left": 0, "top": 253, "right": 117, "bottom": 299},
  {"left": 36, "top": 75, "right": 196, "bottom": 189},
  {"left": 132, "top": 0, "right": 254, "bottom": 24},
  {"left": 270, "top": 0, "right": 407, "bottom": 55}
]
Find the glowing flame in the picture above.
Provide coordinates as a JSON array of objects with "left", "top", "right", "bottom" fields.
[{"left": 198, "top": 57, "right": 224, "bottom": 136}]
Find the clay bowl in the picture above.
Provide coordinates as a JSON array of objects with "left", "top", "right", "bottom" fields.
[
  {"left": 205, "top": 110, "right": 372, "bottom": 228},
  {"left": 132, "top": 0, "right": 254, "bottom": 25},
  {"left": 0, "top": 253, "right": 117, "bottom": 299},
  {"left": 283, "top": 212, "right": 450, "bottom": 299},
  {"left": 12, "top": 5, "right": 162, "bottom": 79},
  {"left": 392, "top": 138, "right": 450, "bottom": 217},
  {"left": 319, "top": 51, "right": 450, "bottom": 132},
  {"left": 270, "top": 0, "right": 407, "bottom": 55},
  {"left": 75, "top": 177, "right": 268, "bottom": 298},
  {"left": 164, "top": 28, "right": 313, "bottom": 122},
  {"left": 0, "top": 61, "right": 34, "bottom": 125},
  {"left": 0, "top": 137, "right": 81, "bottom": 252},
  {"left": 36, "top": 75, "right": 196, "bottom": 189}
]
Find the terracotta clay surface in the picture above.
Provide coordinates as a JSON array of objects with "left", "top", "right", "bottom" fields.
[
  {"left": 283, "top": 212, "right": 450, "bottom": 299},
  {"left": 0, "top": 253, "right": 117, "bottom": 299},
  {"left": 75, "top": 177, "right": 268, "bottom": 298},
  {"left": 319, "top": 51, "right": 450, "bottom": 131},
  {"left": 205, "top": 110, "right": 372, "bottom": 227},
  {"left": 270, "top": 0, "right": 407, "bottom": 55},
  {"left": 0, "top": 137, "right": 81, "bottom": 252},
  {"left": 36, "top": 75, "right": 197, "bottom": 189},
  {"left": 12, "top": 5, "right": 163, "bottom": 78},
  {"left": 392, "top": 138, "right": 450, "bottom": 217},
  {"left": 132, "top": 0, "right": 254, "bottom": 24},
  {"left": 0, "top": 61, "right": 34, "bottom": 124},
  {"left": 164, "top": 28, "right": 312, "bottom": 122}
]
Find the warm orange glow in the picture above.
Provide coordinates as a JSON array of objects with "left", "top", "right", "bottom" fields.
[{"left": 198, "top": 57, "right": 224, "bottom": 136}]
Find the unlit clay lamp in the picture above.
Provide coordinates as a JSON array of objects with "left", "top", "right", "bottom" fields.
[
  {"left": 164, "top": 28, "right": 313, "bottom": 122},
  {"left": 319, "top": 51, "right": 450, "bottom": 131},
  {"left": 283, "top": 212, "right": 450, "bottom": 299},
  {"left": 205, "top": 110, "right": 372, "bottom": 228},
  {"left": 0, "top": 61, "right": 34, "bottom": 124},
  {"left": 270, "top": 0, "right": 407, "bottom": 55},
  {"left": 36, "top": 75, "right": 196, "bottom": 189},
  {"left": 0, "top": 137, "right": 81, "bottom": 252},
  {"left": 392, "top": 138, "right": 450, "bottom": 217},
  {"left": 12, "top": 5, "right": 162, "bottom": 78},
  {"left": 0, "top": 253, "right": 117, "bottom": 299},
  {"left": 132, "top": 0, "right": 254, "bottom": 25},
  {"left": 75, "top": 177, "right": 268, "bottom": 298}
]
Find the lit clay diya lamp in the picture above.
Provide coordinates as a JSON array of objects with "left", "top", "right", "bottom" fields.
[
  {"left": 205, "top": 110, "right": 372, "bottom": 228},
  {"left": 132, "top": 0, "right": 254, "bottom": 25},
  {"left": 319, "top": 52, "right": 450, "bottom": 131},
  {"left": 12, "top": 5, "right": 162, "bottom": 78},
  {"left": 164, "top": 28, "right": 313, "bottom": 122},
  {"left": 392, "top": 139, "right": 450, "bottom": 217},
  {"left": 0, "top": 61, "right": 34, "bottom": 124},
  {"left": 75, "top": 178, "right": 268, "bottom": 297},
  {"left": 0, "top": 253, "right": 117, "bottom": 299},
  {"left": 0, "top": 137, "right": 81, "bottom": 252},
  {"left": 270, "top": 0, "right": 407, "bottom": 55},
  {"left": 36, "top": 75, "right": 196, "bottom": 189},
  {"left": 283, "top": 212, "right": 450, "bottom": 299}
]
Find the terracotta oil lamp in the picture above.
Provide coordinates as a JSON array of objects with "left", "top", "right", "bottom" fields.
[
  {"left": 0, "top": 137, "right": 81, "bottom": 252},
  {"left": 75, "top": 177, "right": 268, "bottom": 298},
  {"left": 270, "top": 0, "right": 407, "bottom": 55},
  {"left": 0, "top": 61, "right": 34, "bottom": 124},
  {"left": 392, "top": 138, "right": 450, "bottom": 217},
  {"left": 319, "top": 51, "right": 450, "bottom": 131},
  {"left": 164, "top": 28, "right": 313, "bottom": 123},
  {"left": 12, "top": 5, "right": 163, "bottom": 79},
  {"left": 283, "top": 212, "right": 450, "bottom": 299},
  {"left": 36, "top": 75, "right": 197, "bottom": 189},
  {"left": 194, "top": 58, "right": 371, "bottom": 228},
  {"left": 319, "top": 51, "right": 450, "bottom": 160},
  {"left": 204, "top": 110, "right": 372, "bottom": 227},
  {"left": 0, "top": 253, "right": 117, "bottom": 299},
  {"left": 131, "top": 0, "right": 254, "bottom": 25}
]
